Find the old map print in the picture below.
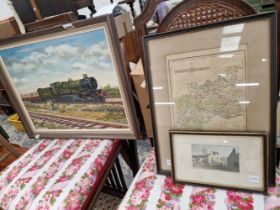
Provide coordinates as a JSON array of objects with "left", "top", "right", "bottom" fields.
[{"left": 166, "top": 47, "right": 247, "bottom": 130}]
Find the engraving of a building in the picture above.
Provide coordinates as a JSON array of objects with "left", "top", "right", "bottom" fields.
[{"left": 227, "top": 148, "right": 239, "bottom": 171}]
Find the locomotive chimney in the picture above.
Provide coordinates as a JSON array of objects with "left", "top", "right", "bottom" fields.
[{"left": 83, "top": 74, "right": 88, "bottom": 79}]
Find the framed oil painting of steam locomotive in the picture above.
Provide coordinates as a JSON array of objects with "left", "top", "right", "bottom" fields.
[{"left": 0, "top": 15, "right": 141, "bottom": 139}]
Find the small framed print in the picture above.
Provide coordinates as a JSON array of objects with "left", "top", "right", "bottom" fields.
[{"left": 170, "top": 131, "right": 267, "bottom": 193}]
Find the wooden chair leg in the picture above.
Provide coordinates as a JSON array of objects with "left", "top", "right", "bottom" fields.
[
  {"left": 277, "top": 147, "right": 280, "bottom": 168},
  {"left": 120, "top": 140, "right": 140, "bottom": 176}
]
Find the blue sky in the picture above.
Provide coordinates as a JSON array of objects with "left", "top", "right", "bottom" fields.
[
  {"left": 0, "top": 28, "right": 120, "bottom": 95},
  {"left": 1, "top": 29, "right": 105, "bottom": 58}
]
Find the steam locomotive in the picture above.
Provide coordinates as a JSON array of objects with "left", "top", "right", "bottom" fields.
[{"left": 35, "top": 74, "right": 105, "bottom": 103}]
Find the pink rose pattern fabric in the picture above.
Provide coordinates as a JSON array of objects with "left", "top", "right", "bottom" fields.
[
  {"left": 1, "top": 140, "right": 66, "bottom": 209},
  {"left": 189, "top": 188, "right": 216, "bottom": 210},
  {"left": 225, "top": 191, "right": 253, "bottom": 210},
  {"left": 0, "top": 140, "right": 52, "bottom": 192},
  {"left": 119, "top": 151, "right": 280, "bottom": 210},
  {"left": 127, "top": 176, "right": 157, "bottom": 209},
  {"left": 36, "top": 140, "right": 105, "bottom": 209},
  {"left": 63, "top": 143, "right": 113, "bottom": 210},
  {"left": 15, "top": 140, "right": 84, "bottom": 210},
  {"left": 0, "top": 139, "right": 115, "bottom": 210},
  {"left": 156, "top": 177, "right": 184, "bottom": 209},
  {"left": 126, "top": 151, "right": 157, "bottom": 210},
  {"left": 265, "top": 170, "right": 280, "bottom": 210}
]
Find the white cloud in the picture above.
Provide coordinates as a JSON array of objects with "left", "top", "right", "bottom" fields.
[
  {"left": 45, "top": 44, "right": 81, "bottom": 59},
  {"left": 11, "top": 51, "right": 53, "bottom": 75},
  {"left": 94, "top": 61, "right": 111, "bottom": 69},
  {"left": 72, "top": 63, "right": 88, "bottom": 70},
  {"left": 85, "top": 41, "right": 111, "bottom": 61},
  {"left": 13, "top": 77, "right": 31, "bottom": 85},
  {"left": 28, "top": 51, "right": 54, "bottom": 65},
  {"left": 11, "top": 61, "right": 37, "bottom": 74}
]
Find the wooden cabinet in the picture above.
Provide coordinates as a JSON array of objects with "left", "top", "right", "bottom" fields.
[{"left": 11, "top": 0, "right": 94, "bottom": 24}]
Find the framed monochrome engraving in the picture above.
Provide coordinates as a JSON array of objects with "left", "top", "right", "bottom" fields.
[
  {"left": 144, "top": 12, "right": 277, "bottom": 183},
  {"left": 170, "top": 131, "right": 267, "bottom": 193},
  {"left": 0, "top": 15, "right": 140, "bottom": 139}
]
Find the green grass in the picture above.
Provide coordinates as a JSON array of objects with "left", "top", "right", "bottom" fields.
[
  {"left": 34, "top": 121, "right": 71, "bottom": 129},
  {"left": 25, "top": 102, "right": 128, "bottom": 124}
]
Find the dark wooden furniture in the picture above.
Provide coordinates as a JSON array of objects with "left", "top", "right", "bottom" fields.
[
  {"left": 0, "top": 130, "right": 22, "bottom": 169},
  {"left": 11, "top": 0, "right": 37, "bottom": 24},
  {"left": 0, "top": 81, "right": 14, "bottom": 116},
  {"left": 275, "top": 0, "right": 280, "bottom": 170},
  {"left": 12, "top": 0, "right": 138, "bottom": 25},
  {"left": 11, "top": 0, "right": 94, "bottom": 23},
  {"left": 98, "top": 140, "right": 139, "bottom": 199},
  {"left": 32, "top": 0, "right": 94, "bottom": 19},
  {"left": 25, "top": 12, "right": 78, "bottom": 32},
  {"left": 0, "top": 17, "right": 21, "bottom": 40},
  {"left": 103, "top": 157, "right": 128, "bottom": 197},
  {"left": 134, "top": 0, "right": 256, "bottom": 60},
  {"left": 275, "top": 0, "right": 280, "bottom": 93},
  {"left": 157, "top": 0, "right": 256, "bottom": 32},
  {"left": 0, "top": 139, "right": 27, "bottom": 171}
]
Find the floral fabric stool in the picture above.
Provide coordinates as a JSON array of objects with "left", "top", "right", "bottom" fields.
[
  {"left": 118, "top": 150, "right": 280, "bottom": 210},
  {"left": 0, "top": 139, "right": 119, "bottom": 210}
]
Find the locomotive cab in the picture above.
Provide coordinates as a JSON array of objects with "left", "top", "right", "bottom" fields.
[{"left": 80, "top": 74, "right": 98, "bottom": 91}]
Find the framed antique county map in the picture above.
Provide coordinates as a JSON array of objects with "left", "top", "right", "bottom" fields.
[
  {"left": 167, "top": 47, "right": 247, "bottom": 131},
  {"left": 144, "top": 12, "right": 277, "bottom": 182}
]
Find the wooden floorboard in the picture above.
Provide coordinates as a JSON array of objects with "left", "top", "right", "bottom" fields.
[{"left": 0, "top": 144, "right": 28, "bottom": 171}]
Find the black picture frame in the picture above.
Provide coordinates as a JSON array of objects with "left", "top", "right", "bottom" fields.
[
  {"left": 170, "top": 131, "right": 267, "bottom": 194},
  {"left": 144, "top": 12, "right": 277, "bottom": 186}
]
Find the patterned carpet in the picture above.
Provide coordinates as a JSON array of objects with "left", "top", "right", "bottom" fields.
[
  {"left": 93, "top": 193, "right": 123, "bottom": 210},
  {"left": 0, "top": 114, "right": 151, "bottom": 209}
]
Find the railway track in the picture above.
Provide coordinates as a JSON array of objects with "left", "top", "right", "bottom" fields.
[
  {"left": 22, "top": 98, "right": 123, "bottom": 105},
  {"left": 29, "top": 112, "right": 128, "bottom": 129},
  {"left": 23, "top": 101, "right": 123, "bottom": 105}
]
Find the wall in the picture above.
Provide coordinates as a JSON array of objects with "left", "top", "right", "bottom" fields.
[{"left": 0, "top": 0, "right": 13, "bottom": 21}]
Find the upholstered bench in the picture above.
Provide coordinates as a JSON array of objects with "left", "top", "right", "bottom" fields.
[
  {"left": 118, "top": 150, "right": 280, "bottom": 210},
  {"left": 0, "top": 138, "right": 120, "bottom": 209}
]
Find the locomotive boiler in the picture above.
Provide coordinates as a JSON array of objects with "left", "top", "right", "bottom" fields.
[{"left": 37, "top": 74, "right": 105, "bottom": 103}]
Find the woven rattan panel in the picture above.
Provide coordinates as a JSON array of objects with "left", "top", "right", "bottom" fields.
[
  {"left": 157, "top": 0, "right": 256, "bottom": 33},
  {"left": 166, "top": 4, "right": 242, "bottom": 31}
]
